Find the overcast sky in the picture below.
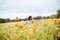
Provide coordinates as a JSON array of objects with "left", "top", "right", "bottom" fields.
[{"left": 0, "top": 0, "right": 60, "bottom": 19}]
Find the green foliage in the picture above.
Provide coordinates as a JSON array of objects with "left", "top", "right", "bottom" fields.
[
  {"left": 50, "top": 14, "right": 57, "bottom": 19},
  {"left": 0, "top": 18, "right": 6, "bottom": 23},
  {"left": 57, "top": 9, "right": 60, "bottom": 18}
]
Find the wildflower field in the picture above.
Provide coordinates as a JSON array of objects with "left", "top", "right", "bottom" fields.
[{"left": 0, "top": 19, "right": 60, "bottom": 40}]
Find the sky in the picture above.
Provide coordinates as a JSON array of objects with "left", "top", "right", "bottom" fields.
[{"left": 0, "top": 0, "right": 60, "bottom": 19}]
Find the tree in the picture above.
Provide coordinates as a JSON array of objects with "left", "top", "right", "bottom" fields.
[
  {"left": 0, "top": 18, "right": 6, "bottom": 23},
  {"left": 57, "top": 9, "right": 60, "bottom": 18},
  {"left": 5, "top": 18, "right": 11, "bottom": 22}
]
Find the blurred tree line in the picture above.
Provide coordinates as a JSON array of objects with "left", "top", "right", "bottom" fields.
[
  {"left": 0, "top": 9, "right": 60, "bottom": 23},
  {"left": 0, "top": 18, "right": 27, "bottom": 23}
]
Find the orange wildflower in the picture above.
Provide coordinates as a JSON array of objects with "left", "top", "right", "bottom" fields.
[
  {"left": 16, "top": 38, "right": 19, "bottom": 40},
  {"left": 31, "top": 19, "right": 35, "bottom": 24},
  {"left": 33, "top": 26, "right": 38, "bottom": 31},
  {"left": 14, "top": 23, "right": 19, "bottom": 27},
  {"left": 54, "top": 19, "right": 57, "bottom": 22},
  {"left": 57, "top": 18, "right": 60, "bottom": 22},
  {"left": 53, "top": 19, "right": 59, "bottom": 23},
  {"left": 16, "top": 16, "right": 19, "bottom": 20},
  {"left": 57, "top": 32, "right": 60, "bottom": 38},
  {"left": 19, "top": 24, "right": 24, "bottom": 29}
]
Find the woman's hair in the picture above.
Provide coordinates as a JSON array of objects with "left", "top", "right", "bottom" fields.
[{"left": 28, "top": 16, "right": 32, "bottom": 20}]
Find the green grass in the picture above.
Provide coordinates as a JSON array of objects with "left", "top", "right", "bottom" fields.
[{"left": 0, "top": 19, "right": 59, "bottom": 40}]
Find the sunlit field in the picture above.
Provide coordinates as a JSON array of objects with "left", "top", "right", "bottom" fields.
[
  {"left": 0, "top": 0, "right": 60, "bottom": 40},
  {"left": 0, "top": 19, "right": 60, "bottom": 40}
]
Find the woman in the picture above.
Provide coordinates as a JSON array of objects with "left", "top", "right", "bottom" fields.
[
  {"left": 27, "top": 16, "right": 33, "bottom": 26},
  {"left": 24, "top": 16, "right": 34, "bottom": 27}
]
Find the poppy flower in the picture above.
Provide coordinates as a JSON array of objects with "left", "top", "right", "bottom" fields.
[
  {"left": 53, "top": 19, "right": 58, "bottom": 23},
  {"left": 31, "top": 19, "right": 35, "bottom": 24},
  {"left": 14, "top": 23, "right": 19, "bottom": 27},
  {"left": 19, "top": 24, "right": 25, "bottom": 29},
  {"left": 57, "top": 32, "right": 60, "bottom": 38}
]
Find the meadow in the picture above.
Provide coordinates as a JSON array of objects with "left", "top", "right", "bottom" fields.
[{"left": 0, "top": 19, "right": 60, "bottom": 40}]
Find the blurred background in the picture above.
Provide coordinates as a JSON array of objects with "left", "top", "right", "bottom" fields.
[{"left": 0, "top": 0, "right": 60, "bottom": 23}]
